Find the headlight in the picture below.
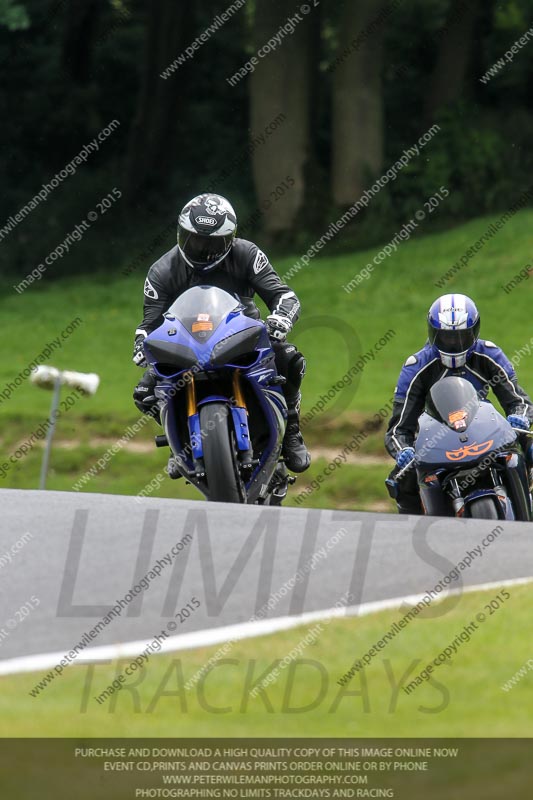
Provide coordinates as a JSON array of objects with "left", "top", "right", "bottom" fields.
[
  {"left": 211, "top": 328, "right": 262, "bottom": 367},
  {"left": 145, "top": 340, "right": 198, "bottom": 370}
]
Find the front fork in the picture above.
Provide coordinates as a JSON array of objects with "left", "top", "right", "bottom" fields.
[
  {"left": 447, "top": 466, "right": 510, "bottom": 519},
  {"left": 184, "top": 370, "right": 248, "bottom": 414},
  {"left": 186, "top": 371, "right": 197, "bottom": 417},
  {"left": 232, "top": 370, "right": 246, "bottom": 410},
  {"left": 186, "top": 370, "right": 254, "bottom": 469}
]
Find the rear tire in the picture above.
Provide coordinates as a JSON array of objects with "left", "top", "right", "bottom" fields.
[
  {"left": 200, "top": 403, "right": 245, "bottom": 503},
  {"left": 467, "top": 497, "right": 499, "bottom": 519}
]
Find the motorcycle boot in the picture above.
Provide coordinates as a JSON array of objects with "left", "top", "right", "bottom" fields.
[{"left": 282, "top": 393, "right": 311, "bottom": 473}]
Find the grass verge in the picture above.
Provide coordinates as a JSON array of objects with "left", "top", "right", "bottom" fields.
[{"left": 2, "top": 584, "right": 531, "bottom": 738}]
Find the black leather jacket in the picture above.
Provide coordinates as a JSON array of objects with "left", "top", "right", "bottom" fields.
[{"left": 135, "top": 238, "right": 300, "bottom": 340}]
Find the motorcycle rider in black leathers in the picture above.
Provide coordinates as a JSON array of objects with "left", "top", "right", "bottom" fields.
[
  {"left": 132, "top": 193, "right": 311, "bottom": 473},
  {"left": 385, "top": 293, "right": 533, "bottom": 514}
]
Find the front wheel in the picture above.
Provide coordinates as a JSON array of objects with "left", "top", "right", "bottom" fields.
[
  {"left": 467, "top": 497, "right": 499, "bottom": 519},
  {"left": 200, "top": 403, "right": 245, "bottom": 503}
]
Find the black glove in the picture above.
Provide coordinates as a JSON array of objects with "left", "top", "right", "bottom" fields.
[
  {"left": 133, "top": 373, "right": 158, "bottom": 416},
  {"left": 132, "top": 334, "right": 147, "bottom": 367},
  {"left": 265, "top": 313, "right": 292, "bottom": 342}
]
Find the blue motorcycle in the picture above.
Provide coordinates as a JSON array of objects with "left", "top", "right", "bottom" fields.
[
  {"left": 143, "top": 286, "right": 292, "bottom": 504},
  {"left": 388, "top": 377, "right": 532, "bottom": 520}
]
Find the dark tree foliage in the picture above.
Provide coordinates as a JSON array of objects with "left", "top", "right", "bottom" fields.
[{"left": 0, "top": 0, "right": 531, "bottom": 278}]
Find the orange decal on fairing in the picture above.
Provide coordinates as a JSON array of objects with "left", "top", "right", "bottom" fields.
[
  {"left": 449, "top": 410, "right": 465, "bottom": 423},
  {"left": 192, "top": 321, "right": 213, "bottom": 333},
  {"left": 448, "top": 409, "right": 468, "bottom": 430},
  {"left": 445, "top": 440, "right": 494, "bottom": 461}
]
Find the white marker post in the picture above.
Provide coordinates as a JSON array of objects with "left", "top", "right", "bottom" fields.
[{"left": 31, "top": 366, "right": 100, "bottom": 490}]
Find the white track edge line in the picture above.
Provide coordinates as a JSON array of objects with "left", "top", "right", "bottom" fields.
[{"left": 2, "top": 576, "right": 532, "bottom": 679}]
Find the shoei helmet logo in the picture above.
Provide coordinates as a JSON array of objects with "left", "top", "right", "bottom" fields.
[
  {"left": 445, "top": 440, "right": 493, "bottom": 461},
  {"left": 197, "top": 216, "right": 217, "bottom": 226}
]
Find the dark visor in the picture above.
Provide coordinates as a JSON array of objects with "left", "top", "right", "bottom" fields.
[
  {"left": 179, "top": 231, "right": 230, "bottom": 265},
  {"left": 430, "top": 327, "right": 478, "bottom": 354}
]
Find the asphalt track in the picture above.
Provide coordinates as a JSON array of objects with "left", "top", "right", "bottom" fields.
[{"left": 0, "top": 489, "right": 532, "bottom": 666}]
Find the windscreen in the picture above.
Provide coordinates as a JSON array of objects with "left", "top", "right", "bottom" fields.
[
  {"left": 165, "top": 286, "right": 241, "bottom": 341},
  {"left": 426, "top": 377, "right": 480, "bottom": 431}
]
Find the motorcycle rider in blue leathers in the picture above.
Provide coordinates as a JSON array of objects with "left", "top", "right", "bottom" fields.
[
  {"left": 132, "top": 193, "right": 311, "bottom": 474},
  {"left": 385, "top": 293, "right": 533, "bottom": 514}
]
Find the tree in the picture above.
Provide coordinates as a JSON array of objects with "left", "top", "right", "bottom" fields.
[
  {"left": 331, "top": 0, "right": 387, "bottom": 207},
  {"left": 424, "top": 0, "right": 482, "bottom": 123},
  {"left": 62, "top": 0, "right": 101, "bottom": 84},
  {"left": 125, "top": 0, "right": 186, "bottom": 201},
  {"left": 0, "top": 0, "right": 29, "bottom": 30},
  {"left": 249, "top": 0, "right": 315, "bottom": 235}
]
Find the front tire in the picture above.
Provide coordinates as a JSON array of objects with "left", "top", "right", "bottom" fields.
[
  {"left": 200, "top": 403, "right": 245, "bottom": 503},
  {"left": 467, "top": 497, "right": 499, "bottom": 519}
]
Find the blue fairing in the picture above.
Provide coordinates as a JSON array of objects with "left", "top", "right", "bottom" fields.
[{"left": 143, "top": 286, "right": 287, "bottom": 502}]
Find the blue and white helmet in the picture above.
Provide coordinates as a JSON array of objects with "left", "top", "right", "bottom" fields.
[
  {"left": 178, "top": 193, "right": 237, "bottom": 273},
  {"left": 427, "top": 294, "right": 480, "bottom": 368}
]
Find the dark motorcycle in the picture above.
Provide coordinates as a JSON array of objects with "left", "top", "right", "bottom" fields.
[{"left": 387, "top": 376, "right": 532, "bottom": 520}]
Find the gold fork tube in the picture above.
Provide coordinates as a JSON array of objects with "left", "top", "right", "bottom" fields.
[
  {"left": 232, "top": 370, "right": 247, "bottom": 412},
  {"left": 186, "top": 373, "right": 197, "bottom": 416}
]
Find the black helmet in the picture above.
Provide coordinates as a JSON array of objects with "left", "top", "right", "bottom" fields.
[{"left": 177, "top": 194, "right": 237, "bottom": 273}]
